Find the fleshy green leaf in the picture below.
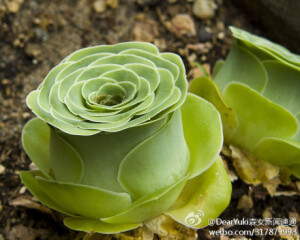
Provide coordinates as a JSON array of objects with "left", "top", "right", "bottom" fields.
[
  {"left": 180, "top": 93, "right": 223, "bottom": 178},
  {"left": 293, "top": 113, "right": 300, "bottom": 142},
  {"left": 20, "top": 171, "right": 72, "bottom": 216},
  {"left": 160, "top": 52, "right": 188, "bottom": 110},
  {"left": 253, "top": 138, "right": 300, "bottom": 167},
  {"left": 26, "top": 91, "right": 98, "bottom": 136},
  {"left": 230, "top": 26, "right": 300, "bottom": 68},
  {"left": 101, "top": 174, "right": 188, "bottom": 224},
  {"left": 189, "top": 77, "right": 237, "bottom": 142},
  {"left": 288, "top": 164, "right": 300, "bottom": 178},
  {"left": 50, "top": 128, "right": 83, "bottom": 183},
  {"left": 261, "top": 60, "right": 300, "bottom": 115},
  {"left": 166, "top": 158, "right": 231, "bottom": 228},
  {"left": 65, "top": 42, "right": 160, "bottom": 62},
  {"left": 21, "top": 171, "right": 132, "bottom": 219},
  {"left": 118, "top": 110, "right": 190, "bottom": 198},
  {"left": 212, "top": 59, "right": 224, "bottom": 78},
  {"left": 26, "top": 42, "right": 188, "bottom": 135},
  {"left": 22, "top": 118, "right": 52, "bottom": 178},
  {"left": 224, "top": 83, "right": 298, "bottom": 151},
  {"left": 57, "top": 117, "right": 167, "bottom": 192},
  {"left": 64, "top": 218, "right": 141, "bottom": 234},
  {"left": 214, "top": 44, "right": 267, "bottom": 93}
]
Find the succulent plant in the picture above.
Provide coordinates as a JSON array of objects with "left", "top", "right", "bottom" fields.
[
  {"left": 21, "top": 42, "right": 231, "bottom": 234},
  {"left": 190, "top": 27, "right": 300, "bottom": 178}
]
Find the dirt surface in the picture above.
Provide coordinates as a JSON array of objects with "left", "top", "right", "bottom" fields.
[{"left": 0, "top": 0, "right": 299, "bottom": 239}]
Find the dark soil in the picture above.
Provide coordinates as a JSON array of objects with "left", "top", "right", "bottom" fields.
[{"left": 0, "top": 0, "right": 299, "bottom": 239}]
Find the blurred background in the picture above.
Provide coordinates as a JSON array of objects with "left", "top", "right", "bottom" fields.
[{"left": 0, "top": 0, "right": 299, "bottom": 239}]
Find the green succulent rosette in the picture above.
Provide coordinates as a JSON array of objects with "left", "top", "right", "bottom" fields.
[
  {"left": 190, "top": 27, "right": 300, "bottom": 178},
  {"left": 21, "top": 42, "right": 231, "bottom": 234}
]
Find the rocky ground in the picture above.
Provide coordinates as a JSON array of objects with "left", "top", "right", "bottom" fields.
[{"left": 0, "top": 0, "right": 299, "bottom": 239}]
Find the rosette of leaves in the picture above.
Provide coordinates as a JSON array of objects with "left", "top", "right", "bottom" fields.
[
  {"left": 190, "top": 27, "right": 300, "bottom": 178},
  {"left": 21, "top": 42, "right": 231, "bottom": 234}
]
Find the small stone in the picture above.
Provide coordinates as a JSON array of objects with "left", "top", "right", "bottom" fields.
[
  {"left": 154, "top": 38, "right": 166, "bottom": 51},
  {"left": 187, "top": 67, "right": 203, "bottom": 80},
  {"left": 29, "top": 162, "right": 38, "bottom": 171},
  {"left": 33, "top": 17, "right": 41, "bottom": 25},
  {"left": 0, "top": 202, "right": 2, "bottom": 212},
  {"left": 216, "top": 20, "right": 225, "bottom": 31},
  {"left": 198, "top": 27, "right": 211, "bottom": 42},
  {"left": 6, "top": 0, "right": 21, "bottom": 13},
  {"left": 19, "top": 186, "right": 27, "bottom": 194},
  {"left": 186, "top": 43, "right": 206, "bottom": 53},
  {"left": 171, "top": 14, "right": 196, "bottom": 37},
  {"left": 200, "top": 55, "right": 207, "bottom": 61},
  {"left": 22, "top": 112, "right": 31, "bottom": 119},
  {"left": 135, "top": 13, "right": 145, "bottom": 21},
  {"left": 132, "top": 20, "right": 159, "bottom": 42},
  {"left": 262, "top": 208, "right": 272, "bottom": 218},
  {"left": 25, "top": 43, "right": 42, "bottom": 58},
  {"left": 168, "top": 4, "right": 181, "bottom": 16},
  {"left": 29, "top": 0, "right": 38, "bottom": 9},
  {"left": 93, "top": 0, "right": 106, "bottom": 13},
  {"left": 187, "top": 53, "right": 197, "bottom": 66},
  {"left": 193, "top": 0, "right": 215, "bottom": 20},
  {"left": 34, "top": 28, "right": 49, "bottom": 41},
  {"left": 204, "top": 41, "right": 213, "bottom": 50},
  {"left": 237, "top": 194, "right": 253, "bottom": 209},
  {"left": 2, "top": 79, "right": 9, "bottom": 85},
  {"left": 0, "top": 165, "right": 5, "bottom": 174},
  {"left": 217, "top": 31, "right": 225, "bottom": 40},
  {"left": 106, "top": 0, "right": 119, "bottom": 9}
]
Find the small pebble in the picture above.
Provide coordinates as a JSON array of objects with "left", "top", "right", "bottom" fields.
[
  {"left": 237, "top": 194, "right": 253, "bottom": 209},
  {"left": 133, "top": 20, "right": 159, "bottom": 42},
  {"left": 154, "top": 38, "right": 166, "bottom": 51},
  {"left": 19, "top": 186, "right": 27, "bottom": 194},
  {"left": 193, "top": 0, "right": 215, "bottom": 20},
  {"left": 34, "top": 28, "right": 49, "bottom": 41},
  {"left": 200, "top": 55, "right": 207, "bottom": 61},
  {"left": 22, "top": 112, "right": 30, "bottom": 119},
  {"left": 0, "top": 165, "right": 5, "bottom": 175},
  {"left": 25, "top": 43, "right": 42, "bottom": 58},
  {"left": 217, "top": 31, "right": 225, "bottom": 40},
  {"left": 2, "top": 79, "right": 9, "bottom": 85},
  {"left": 0, "top": 201, "right": 2, "bottom": 212},
  {"left": 198, "top": 27, "right": 211, "bottom": 42},
  {"left": 262, "top": 208, "right": 272, "bottom": 219},
  {"left": 216, "top": 20, "right": 225, "bottom": 31},
  {"left": 29, "top": 162, "right": 38, "bottom": 171},
  {"left": 93, "top": 0, "right": 106, "bottom": 13},
  {"left": 106, "top": 0, "right": 119, "bottom": 9},
  {"left": 6, "top": 1, "right": 21, "bottom": 13},
  {"left": 171, "top": 14, "right": 196, "bottom": 37}
]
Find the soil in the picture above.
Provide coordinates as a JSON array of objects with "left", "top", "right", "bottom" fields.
[{"left": 0, "top": 0, "right": 299, "bottom": 239}]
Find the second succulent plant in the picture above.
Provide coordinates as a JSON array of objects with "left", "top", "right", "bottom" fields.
[{"left": 190, "top": 27, "right": 300, "bottom": 179}]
